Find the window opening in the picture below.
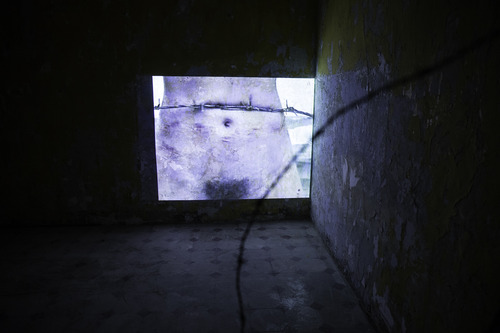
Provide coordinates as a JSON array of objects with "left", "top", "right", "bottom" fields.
[{"left": 152, "top": 76, "right": 314, "bottom": 200}]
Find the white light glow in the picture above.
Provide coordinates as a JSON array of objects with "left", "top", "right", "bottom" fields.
[
  {"left": 276, "top": 78, "right": 315, "bottom": 114},
  {"left": 152, "top": 76, "right": 314, "bottom": 200}
]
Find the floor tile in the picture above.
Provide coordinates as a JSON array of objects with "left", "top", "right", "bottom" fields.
[{"left": 0, "top": 220, "right": 375, "bottom": 333}]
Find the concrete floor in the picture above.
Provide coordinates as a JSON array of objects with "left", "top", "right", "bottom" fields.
[{"left": 0, "top": 220, "right": 375, "bottom": 333}]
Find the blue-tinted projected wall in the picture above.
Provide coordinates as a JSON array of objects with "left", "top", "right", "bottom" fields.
[{"left": 153, "top": 76, "right": 314, "bottom": 200}]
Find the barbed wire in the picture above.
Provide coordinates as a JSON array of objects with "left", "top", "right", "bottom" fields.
[{"left": 154, "top": 103, "right": 313, "bottom": 118}]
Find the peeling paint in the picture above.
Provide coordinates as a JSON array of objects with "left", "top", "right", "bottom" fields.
[
  {"left": 312, "top": 0, "right": 500, "bottom": 332},
  {"left": 349, "top": 167, "right": 360, "bottom": 188},
  {"left": 342, "top": 157, "right": 348, "bottom": 186}
]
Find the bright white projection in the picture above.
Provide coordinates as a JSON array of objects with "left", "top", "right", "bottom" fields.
[{"left": 153, "top": 76, "right": 314, "bottom": 200}]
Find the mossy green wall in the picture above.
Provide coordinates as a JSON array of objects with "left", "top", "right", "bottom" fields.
[
  {"left": 312, "top": 0, "right": 500, "bottom": 332},
  {"left": 1, "top": 1, "right": 317, "bottom": 225}
]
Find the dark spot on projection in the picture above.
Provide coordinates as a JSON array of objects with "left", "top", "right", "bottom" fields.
[
  {"left": 160, "top": 144, "right": 180, "bottom": 159},
  {"left": 194, "top": 123, "right": 205, "bottom": 132},
  {"left": 223, "top": 118, "right": 233, "bottom": 127},
  {"left": 161, "top": 121, "right": 180, "bottom": 137},
  {"left": 204, "top": 178, "right": 250, "bottom": 199}
]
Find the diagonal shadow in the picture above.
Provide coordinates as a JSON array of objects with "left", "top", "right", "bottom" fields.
[{"left": 235, "top": 28, "right": 500, "bottom": 333}]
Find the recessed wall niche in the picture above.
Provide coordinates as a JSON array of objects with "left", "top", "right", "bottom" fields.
[{"left": 152, "top": 76, "right": 314, "bottom": 200}]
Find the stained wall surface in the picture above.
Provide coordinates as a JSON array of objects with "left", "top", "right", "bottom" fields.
[
  {"left": 311, "top": 0, "right": 500, "bottom": 332},
  {"left": 1, "top": 1, "right": 318, "bottom": 225}
]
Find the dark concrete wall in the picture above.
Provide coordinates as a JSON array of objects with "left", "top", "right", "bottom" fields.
[
  {"left": 1, "top": 1, "right": 318, "bottom": 225},
  {"left": 311, "top": 0, "right": 500, "bottom": 332}
]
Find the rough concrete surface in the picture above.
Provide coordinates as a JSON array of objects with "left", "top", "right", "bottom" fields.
[
  {"left": 1, "top": 1, "right": 318, "bottom": 225},
  {"left": 311, "top": 0, "right": 500, "bottom": 332}
]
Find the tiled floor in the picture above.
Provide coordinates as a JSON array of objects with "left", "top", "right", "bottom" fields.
[{"left": 0, "top": 220, "right": 375, "bottom": 333}]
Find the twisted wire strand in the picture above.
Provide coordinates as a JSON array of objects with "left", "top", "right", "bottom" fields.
[{"left": 154, "top": 104, "right": 313, "bottom": 118}]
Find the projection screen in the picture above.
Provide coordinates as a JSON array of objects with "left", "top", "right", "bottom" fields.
[{"left": 153, "top": 76, "right": 314, "bottom": 200}]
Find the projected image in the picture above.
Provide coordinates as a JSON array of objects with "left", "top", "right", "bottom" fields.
[{"left": 153, "top": 76, "right": 314, "bottom": 200}]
